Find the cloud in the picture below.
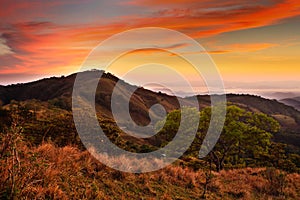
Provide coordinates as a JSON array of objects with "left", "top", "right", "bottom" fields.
[
  {"left": 168, "top": 43, "right": 277, "bottom": 56},
  {"left": 0, "top": 36, "right": 14, "bottom": 56},
  {"left": 121, "top": 0, "right": 248, "bottom": 8},
  {"left": 207, "top": 50, "right": 230, "bottom": 54},
  {"left": 0, "top": 21, "right": 90, "bottom": 75},
  {"left": 129, "top": 43, "right": 189, "bottom": 53},
  {"left": 0, "top": 0, "right": 300, "bottom": 81},
  {"left": 211, "top": 43, "right": 279, "bottom": 53},
  {"left": 230, "top": 43, "right": 279, "bottom": 52},
  {"left": 120, "top": 0, "right": 300, "bottom": 39},
  {"left": 0, "top": 1, "right": 85, "bottom": 21}
]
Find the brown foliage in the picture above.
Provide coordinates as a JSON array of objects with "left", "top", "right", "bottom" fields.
[{"left": 1, "top": 134, "right": 300, "bottom": 199}]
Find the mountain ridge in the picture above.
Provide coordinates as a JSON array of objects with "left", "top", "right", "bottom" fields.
[
  {"left": 1, "top": 70, "right": 300, "bottom": 124},
  {"left": 0, "top": 70, "right": 300, "bottom": 153},
  {"left": 280, "top": 96, "right": 300, "bottom": 111}
]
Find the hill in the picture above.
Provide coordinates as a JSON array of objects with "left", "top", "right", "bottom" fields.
[
  {"left": 280, "top": 96, "right": 300, "bottom": 111},
  {"left": 0, "top": 70, "right": 300, "bottom": 153},
  {"left": 2, "top": 139, "right": 299, "bottom": 199},
  {"left": 1, "top": 71, "right": 300, "bottom": 199},
  {"left": 0, "top": 71, "right": 299, "bottom": 128}
]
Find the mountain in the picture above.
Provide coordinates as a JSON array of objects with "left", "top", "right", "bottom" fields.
[
  {"left": 280, "top": 96, "right": 300, "bottom": 111},
  {"left": 0, "top": 71, "right": 182, "bottom": 125},
  {"left": 1, "top": 72, "right": 300, "bottom": 199},
  {"left": 1, "top": 70, "right": 300, "bottom": 152},
  {"left": 260, "top": 92, "right": 300, "bottom": 100}
]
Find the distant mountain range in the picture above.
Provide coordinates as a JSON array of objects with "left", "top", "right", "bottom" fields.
[
  {"left": 280, "top": 97, "right": 300, "bottom": 111},
  {"left": 261, "top": 92, "right": 300, "bottom": 100},
  {"left": 0, "top": 70, "right": 300, "bottom": 153}
]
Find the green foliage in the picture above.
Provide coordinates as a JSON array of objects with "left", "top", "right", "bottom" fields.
[
  {"left": 197, "top": 105, "right": 279, "bottom": 171},
  {"left": 154, "top": 107, "right": 199, "bottom": 146},
  {"left": 48, "top": 97, "right": 71, "bottom": 111},
  {"left": 260, "top": 142, "right": 299, "bottom": 173},
  {"left": 156, "top": 104, "right": 300, "bottom": 172}
]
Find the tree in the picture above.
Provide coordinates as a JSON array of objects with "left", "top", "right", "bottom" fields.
[
  {"left": 156, "top": 105, "right": 281, "bottom": 171},
  {"left": 154, "top": 107, "right": 199, "bottom": 157},
  {"left": 198, "top": 105, "right": 280, "bottom": 171}
]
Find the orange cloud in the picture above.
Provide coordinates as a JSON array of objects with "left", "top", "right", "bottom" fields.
[
  {"left": 0, "top": 22, "right": 91, "bottom": 75},
  {"left": 230, "top": 43, "right": 278, "bottom": 52},
  {"left": 1, "top": 0, "right": 300, "bottom": 83},
  {"left": 122, "top": 0, "right": 247, "bottom": 8},
  {"left": 211, "top": 43, "right": 279, "bottom": 53}
]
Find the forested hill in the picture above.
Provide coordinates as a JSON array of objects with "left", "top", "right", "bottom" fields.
[{"left": 0, "top": 70, "right": 300, "bottom": 152}]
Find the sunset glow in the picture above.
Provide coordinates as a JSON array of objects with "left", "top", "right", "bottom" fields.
[{"left": 1, "top": 0, "right": 300, "bottom": 97}]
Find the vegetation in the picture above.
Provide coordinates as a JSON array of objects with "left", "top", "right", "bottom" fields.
[
  {"left": 0, "top": 101, "right": 299, "bottom": 199},
  {"left": 1, "top": 128, "right": 300, "bottom": 199},
  {"left": 1, "top": 72, "right": 300, "bottom": 153},
  {"left": 0, "top": 72, "right": 300, "bottom": 199},
  {"left": 157, "top": 105, "right": 300, "bottom": 173},
  {"left": 198, "top": 105, "right": 279, "bottom": 171}
]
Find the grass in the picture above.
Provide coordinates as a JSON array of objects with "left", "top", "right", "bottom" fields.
[
  {"left": 1, "top": 137, "right": 300, "bottom": 200},
  {"left": 272, "top": 114, "right": 298, "bottom": 128},
  {"left": 1, "top": 100, "right": 300, "bottom": 199}
]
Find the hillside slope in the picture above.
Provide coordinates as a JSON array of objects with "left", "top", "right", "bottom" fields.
[
  {"left": 280, "top": 97, "right": 300, "bottom": 111},
  {"left": 1, "top": 70, "right": 300, "bottom": 151},
  {"left": 1, "top": 139, "right": 300, "bottom": 200}
]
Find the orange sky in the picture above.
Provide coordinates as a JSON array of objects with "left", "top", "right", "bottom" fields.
[{"left": 0, "top": 0, "right": 300, "bottom": 96}]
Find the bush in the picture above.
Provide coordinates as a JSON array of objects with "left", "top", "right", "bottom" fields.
[{"left": 264, "top": 167, "right": 287, "bottom": 196}]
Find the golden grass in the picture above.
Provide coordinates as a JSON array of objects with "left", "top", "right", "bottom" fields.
[{"left": 1, "top": 139, "right": 300, "bottom": 199}]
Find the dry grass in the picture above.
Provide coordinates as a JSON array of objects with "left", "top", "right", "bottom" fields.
[
  {"left": 272, "top": 114, "right": 298, "bottom": 128},
  {"left": 1, "top": 137, "right": 300, "bottom": 199}
]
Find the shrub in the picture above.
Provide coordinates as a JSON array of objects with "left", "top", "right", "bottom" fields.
[{"left": 264, "top": 167, "right": 287, "bottom": 196}]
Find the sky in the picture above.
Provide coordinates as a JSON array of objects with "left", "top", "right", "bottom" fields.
[{"left": 0, "top": 0, "right": 300, "bottom": 98}]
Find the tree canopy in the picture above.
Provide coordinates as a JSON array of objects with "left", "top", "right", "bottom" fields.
[{"left": 156, "top": 105, "right": 281, "bottom": 171}]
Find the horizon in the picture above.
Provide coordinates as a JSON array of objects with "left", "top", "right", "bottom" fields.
[{"left": 1, "top": 70, "right": 300, "bottom": 100}]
